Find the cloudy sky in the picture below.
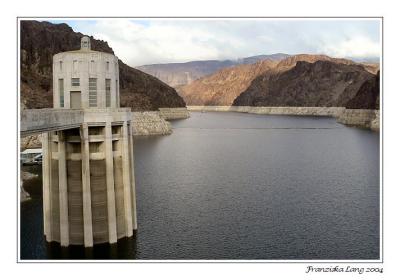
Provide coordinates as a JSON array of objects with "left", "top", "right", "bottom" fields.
[{"left": 51, "top": 18, "right": 381, "bottom": 67}]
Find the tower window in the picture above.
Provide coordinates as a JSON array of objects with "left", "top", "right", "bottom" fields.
[
  {"left": 105, "top": 79, "right": 111, "bottom": 107},
  {"left": 59, "top": 61, "right": 63, "bottom": 71},
  {"left": 90, "top": 60, "right": 95, "bottom": 72},
  {"left": 89, "top": 78, "right": 97, "bottom": 107},
  {"left": 71, "top": 78, "right": 80, "bottom": 86},
  {"left": 106, "top": 61, "right": 110, "bottom": 71},
  {"left": 59, "top": 79, "right": 64, "bottom": 107}
]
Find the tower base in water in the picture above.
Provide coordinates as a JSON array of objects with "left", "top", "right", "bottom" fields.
[{"left": 42, "top": 109, "right": 137, "bottom": 247}]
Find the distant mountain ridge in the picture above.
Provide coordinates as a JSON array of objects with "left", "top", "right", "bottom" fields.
[
  {"left": 175, "top": 53, "right": 380, "bottom": 109},
  {"left": 20, "top": 20, "right": 186, "bottom": 111},
  {"left": 236, "top": 53, "right": 290, "bottom": 64},
  {"left": 137, "top": 53, "right": 291, "bottom": 87}
]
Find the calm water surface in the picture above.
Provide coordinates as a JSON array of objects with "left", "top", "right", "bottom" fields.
[{"left": 20, "top": 112, "right": 380, "bottom": 260}]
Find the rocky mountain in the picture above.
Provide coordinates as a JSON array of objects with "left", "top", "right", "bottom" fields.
[
  {"left": 272, "top": 54, "right": 379, "bottom": 74},
  {"left": 136, "top": 53, "right": 290, "bottom": 87},
  {"left": 176, "top": 59, "right": 279, "bottom": 105},
  {"left": 176, "top": 53, "right": 379, "bottom": 108},
  {"left": 20, "top": 20, "right": 186, "bottom": 111},
  {"left": 233, "top": 57, "right": 377, "bottom": 108},
  {"left": 236, "top": 53, "right": 290, "bottom": 64},
  {"left": 275, "top": 54, "right": 354, "bottom": 68}
]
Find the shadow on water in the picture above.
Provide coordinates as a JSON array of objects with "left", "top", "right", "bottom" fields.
[{"left": 45, "top": 234, "right": 138, "bottom": 260}]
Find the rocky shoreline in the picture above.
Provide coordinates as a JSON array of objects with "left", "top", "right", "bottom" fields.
[
  {"left": 132, "top": 111, "right": 173, "bottom": 135},
  {"left": 336, "top": 109, "right": 380, "bottom": 131},
  {"left": 187, "top": 106, "right": 380, "bottom": 131},
  {"left": 131, "top": 107, "right": 190, "bottom": 135}
]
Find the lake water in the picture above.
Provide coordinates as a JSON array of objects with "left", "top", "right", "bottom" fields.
[{"left": 20, "top": 112, "right": 380, "bottom": 260}]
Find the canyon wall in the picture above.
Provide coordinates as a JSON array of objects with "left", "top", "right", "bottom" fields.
[
  {"left": 234, "top": 58, "right": 376, "bottom": 108},
  {"left": 177, "top": 54, "right": 379, "bottom": 112}
]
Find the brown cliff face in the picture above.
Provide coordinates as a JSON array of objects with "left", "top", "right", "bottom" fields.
[
  {"left": 176, "top": 59, "right": 278, "bottom": 105},
  {"left": 233, "top": 59, "right": 377, "bottom": 108},
  {"left": 346, "top": 71, "right": 380, "bottom": 110},
  {"left": 118, "top": 60, "right": 186, "bottom": 111},
  {"left": 20, "top": 20, "right": 185, "bottom": 111},
  {"left": 360, "top": 63, "right": 380, "bottom": 75}
]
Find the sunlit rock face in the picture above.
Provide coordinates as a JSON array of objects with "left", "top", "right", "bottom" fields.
[
  {"left": 177, "top": 60, "right": 278, "bottom": 106},
  {"left": 234, "top": 56, "right": 379, "bottom": 108}
]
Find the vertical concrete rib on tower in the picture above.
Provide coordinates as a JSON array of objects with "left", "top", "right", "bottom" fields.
[{"left": 42, "top": 37, "right": 137, "bottom": 247}]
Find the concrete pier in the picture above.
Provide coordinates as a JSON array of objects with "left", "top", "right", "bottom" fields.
[
  {"left": 42, "top": 133, "right": 52, "bottom": 241},
  {"left": 105, "top": 121, "right": 117, "bottom": 244},
  {"left": 57, "top": 131, "right": 69, "bottom": 247},
  {"left": 80, "top": 123, "right": 93, "bottom": 247},
  {"left": 42, "top": 114, "right": 137, "bottom": 246}
]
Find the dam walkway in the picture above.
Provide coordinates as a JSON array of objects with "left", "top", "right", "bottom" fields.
[{"left": 20, "top": 109, "right": 84, "bottom": 137}]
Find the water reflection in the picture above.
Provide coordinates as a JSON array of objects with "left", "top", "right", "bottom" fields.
[{"left": 45, "top": 234, "right": 137, "bottom": 260}]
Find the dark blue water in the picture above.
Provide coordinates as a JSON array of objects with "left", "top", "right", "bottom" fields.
[{"left": 20, "top": 112, "right": 380, "bottom": 260}]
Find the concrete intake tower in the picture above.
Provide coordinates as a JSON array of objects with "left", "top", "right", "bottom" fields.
[{"left": 42, "top": 36, "right": 137, "bottom": 247}]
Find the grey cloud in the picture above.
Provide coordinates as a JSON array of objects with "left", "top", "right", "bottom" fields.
[{"left": 68, "top": 19, "right": 380, "bottom": 66}]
